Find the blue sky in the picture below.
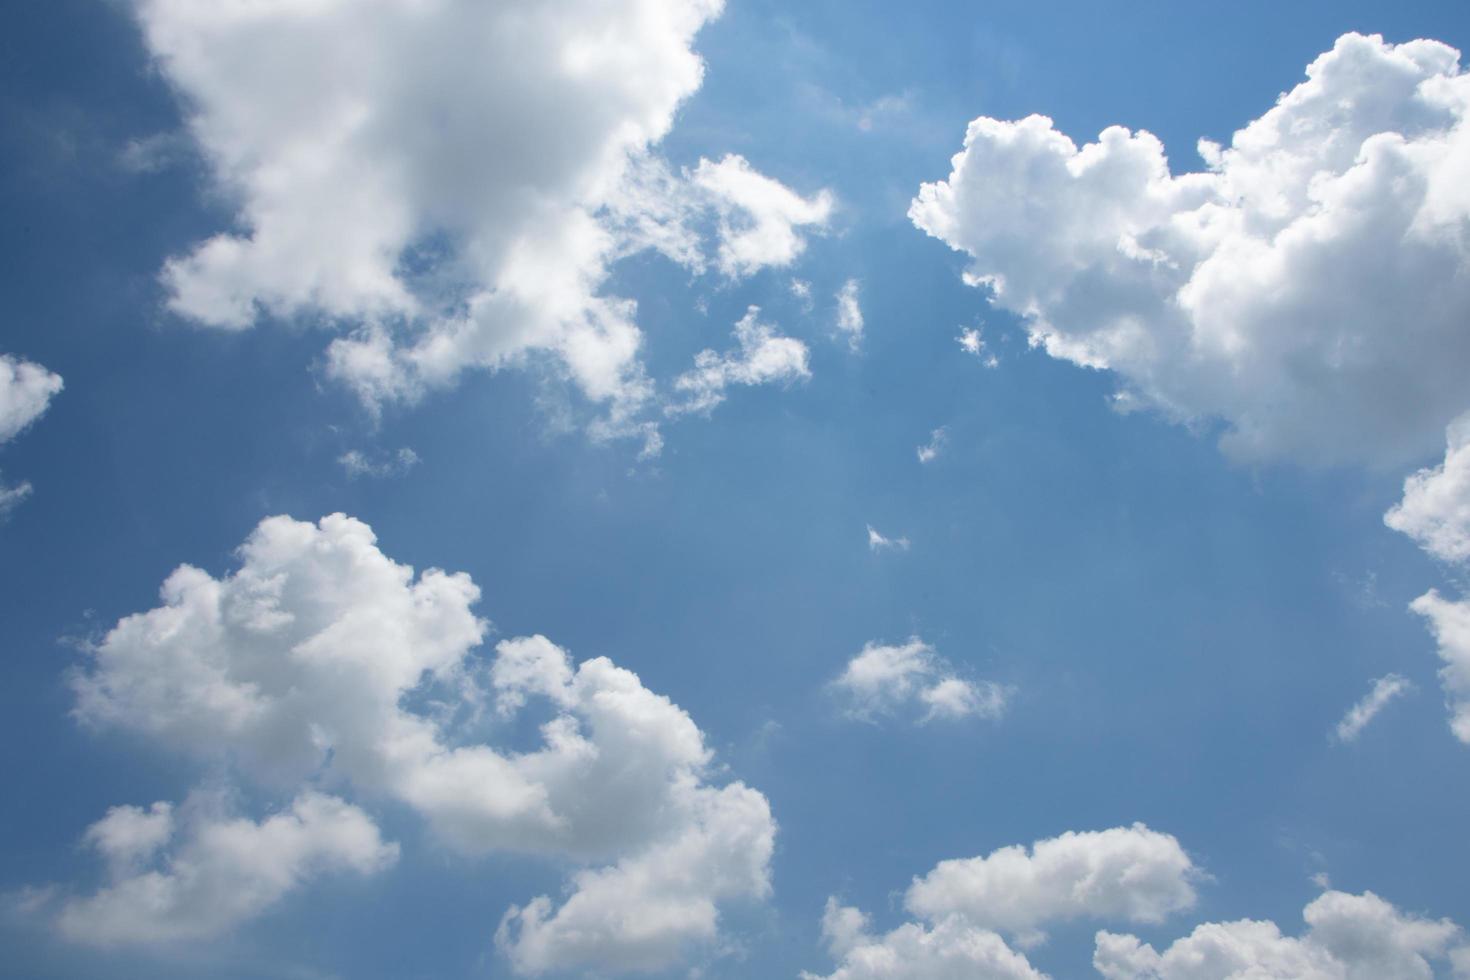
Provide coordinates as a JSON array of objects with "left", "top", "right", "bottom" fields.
[{"left": 4, "top": 1, "right": 1470, "bottom": 978}]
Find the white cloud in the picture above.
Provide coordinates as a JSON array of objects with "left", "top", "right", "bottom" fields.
[
  {"left": 68, "top": 513, "right": 773, "bottom": 971},
  {"left": 692, "top": 154, "right": 833, "bottom": 279},
  {"left": 912, "top": 33, "right": 1470, "bottom": 467},
  {"left": 0, "top": 354, "right": 63, "bottom": 444},
  {"left": 1408, "top": 590, "right": 1470, "bottom": 743},
  {"left": 801, "top": 900, "right": 1045, "bottom": 980},
  {"left": 1334, "top": 673, "right": 1412, "bottom": 743},
  {"left": 130, "top": 0, "right": 828, "bottom": 449},
  {"left": 835, "top": 279, "right": 864, "bottom": 350},
  {"left": 866, "top": 525, "right": 911, "bottom": 553},
  {"left": 791, "top": 278, "right": 815, "bottom": 311},
  {"left": 907, "top": 824, "right": 1199, "bottom": 936},
  {"left": 804, "top": 825, "right": 1198, "bottom": 980},
  {"left": 0, "top": 479, "right": 32, "bottom": 518},
  {"left": 0, "top": 353, "right": 63, "bottom": 517},
  {"left": 1095, "top": 889, "right": 1467, "bottom": 979},
  {"left": 667, "top": 306, "right": 811, "bottom": 416},
  {"left": 832, "top": 638, "right": 1009, "bottom": 725},
  {"left": 57, "top": 791, "right": 396, "bottom": 946},
  {"left": 917, "top": 427, "right": 948, "bottom": 463},
  {"left": 1386, "top": 412, "right": 1470, "bottom": 564},
  {"left": 338, "top": 447, "right": 420, "bottom": 480},
  {"left": 497, "top": 782, "right": 774, "bottom": 975}
]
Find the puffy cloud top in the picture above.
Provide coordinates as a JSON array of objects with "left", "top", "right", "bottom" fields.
[
  {"left": 804, "top": 824, "right": 1198, "bottom": 979},
  {"left": 912, "top": 33, "right": 1470, "bottom": 467},
  {"left": 68, "top": 513, "right": 775, "bottom": 972},
  {"left": 0, "top": 353, "right": 63, "bottom": 445},
  {"left": 1095, "top": 888, "right": 1467, "bottom": 979}
]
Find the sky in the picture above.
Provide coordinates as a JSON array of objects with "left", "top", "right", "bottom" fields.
[{"left": 3, "top": 1, "right": 1470, "bottom": 978}]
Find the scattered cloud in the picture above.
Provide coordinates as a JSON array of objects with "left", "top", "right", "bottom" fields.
[
  {"left": 913, "top": 33, "right": 1470, "bottom": 467},
  {"left": 1387, "top": 411, "right": 1470, "bottom": 564},
  {"left": 338, "top": 447, "right": 420, "bottom": 480},
  {"left": 1407, "top": 590, "right": 1470, "bottom": 743},
  {"left": 667, "top": 306, "right": 811, "bottom": 416},
  {"left": 866, "top": 525, "right": 910, "bottom": 553},
  {"left": 1095, "top": 888, "right": 1468, "bottom": 979},
  {"left": 1334, "top": 674, "right": 1412, "bottom": 743},
  {"left": 0, "top": 353, "right": 63, "bottom": 518},
  {"left": 0, "top": 479, "right": 32, "bottom": 519},
  {"left": 803, "top": 824, "right": 1199, "bottom": 979},
  {"left": 692, "top": 155, "right": 833, "bottom": 279},
  {"left": 67, "top": 514, "right": 775, "bottom": 972},
  {"left": 831, "top": 638, "right": 1008, "bottom": 724},
  {"left": 0, "top": 353, "right": 63, "bottom": 445},
  {"left": 790, "top": 278, "right": 815, "bottom": 312},
  {"left": 57, "top": 791, "right": 396, "bottom": 946},
  {"left": 917, "top": 427, "right": 947, "bottom": 464},
  {"left": 834, "top": 279, "right": 864, "bottom": 351}
]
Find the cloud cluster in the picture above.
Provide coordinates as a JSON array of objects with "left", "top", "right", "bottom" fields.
[
  {"left": 803, "top": 824, "right": 1199, "bottom": 979},
  {"left": 65, "top": 514, "right": 774, "bottom": 971},
  {"left": 667, "top": 306, "right": 811, "bottom": 416},
  {"left": 912, "top": 33, "right": 1470, "bottom": 467},
  {"left": 1095, "top": 888, "right": 1468, "bottom": 979},
  {"left": 0, "top": 353, "right": 63, "bottom": 514},
  {"left": 131, "top": 0, "right": 829, "bottom": 447},
  {"left": 832, "top": 638, "right": 1009, "bottom": 724}
]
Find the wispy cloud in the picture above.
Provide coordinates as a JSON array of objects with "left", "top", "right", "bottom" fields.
[{"left": 1334, "top": 674, "right": 1412, "bottom": 743}]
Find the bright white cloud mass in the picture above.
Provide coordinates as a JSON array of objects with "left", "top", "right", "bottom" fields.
[
  {"left": 66, "top": 514, "right": 775, "bottom": 971},
  {"left": 1094, "top": 888, "right": 1469, "bottom": 979},
  {"left": 832, "top": 637, "right": 1009, "bottom": 724},
  {"left": 131, "top": 0, "right": 828, "bottom": 447},
  {"left": 803, "top": 824, "right": 1199, "bottom": 979},
  {"left": 912, "top": 32, "right": 1470, "bottom": 467}
]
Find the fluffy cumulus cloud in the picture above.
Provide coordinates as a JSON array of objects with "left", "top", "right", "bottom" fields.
[
  {"left": 1408, "top": 590, "right": 1470, "bottom": 744},
  {"left": 131, "top": 0, "right": 828, "bottom": 447},
  {"left": 0, "top": 353, "right": 63, "bottom": 513},
  {"left": 866, "top": 525, "right": 910, "bottom": 553},
  {"left": 57, "top": 791, "right": 396, "bottom": 946},
  {"left": 832, "top": 637, "right": 1009, "bottom": 724},
  {"left": 912, "top": 33, "right": 1470, "bottom": 467},
  {"left": 1333, "top": 673, "right": 1412, "bottom": 743},
  {"left": 0, "top": 353, "right": 62, "bottom": 444},
  {"left": 691, "top": 155, "right": 834, "bottom": 278},
  {"left": 667, "top": 306, "right": 811, "bottom": 416},
  {"left": 802, "top": 899, "right": 1045, "bottom": 980},
  {"left": 67, "top": 514, "right": 775, "bottom": 971},
  {"left": 1094, "top": 888, "right": 1468, "bottom": 979},
  {"left": 804, "top": 824, "right": 1199, "bottom": 979},
  {"left": 1387, "top": 412, "right": 1470, "bottom": 564}
]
